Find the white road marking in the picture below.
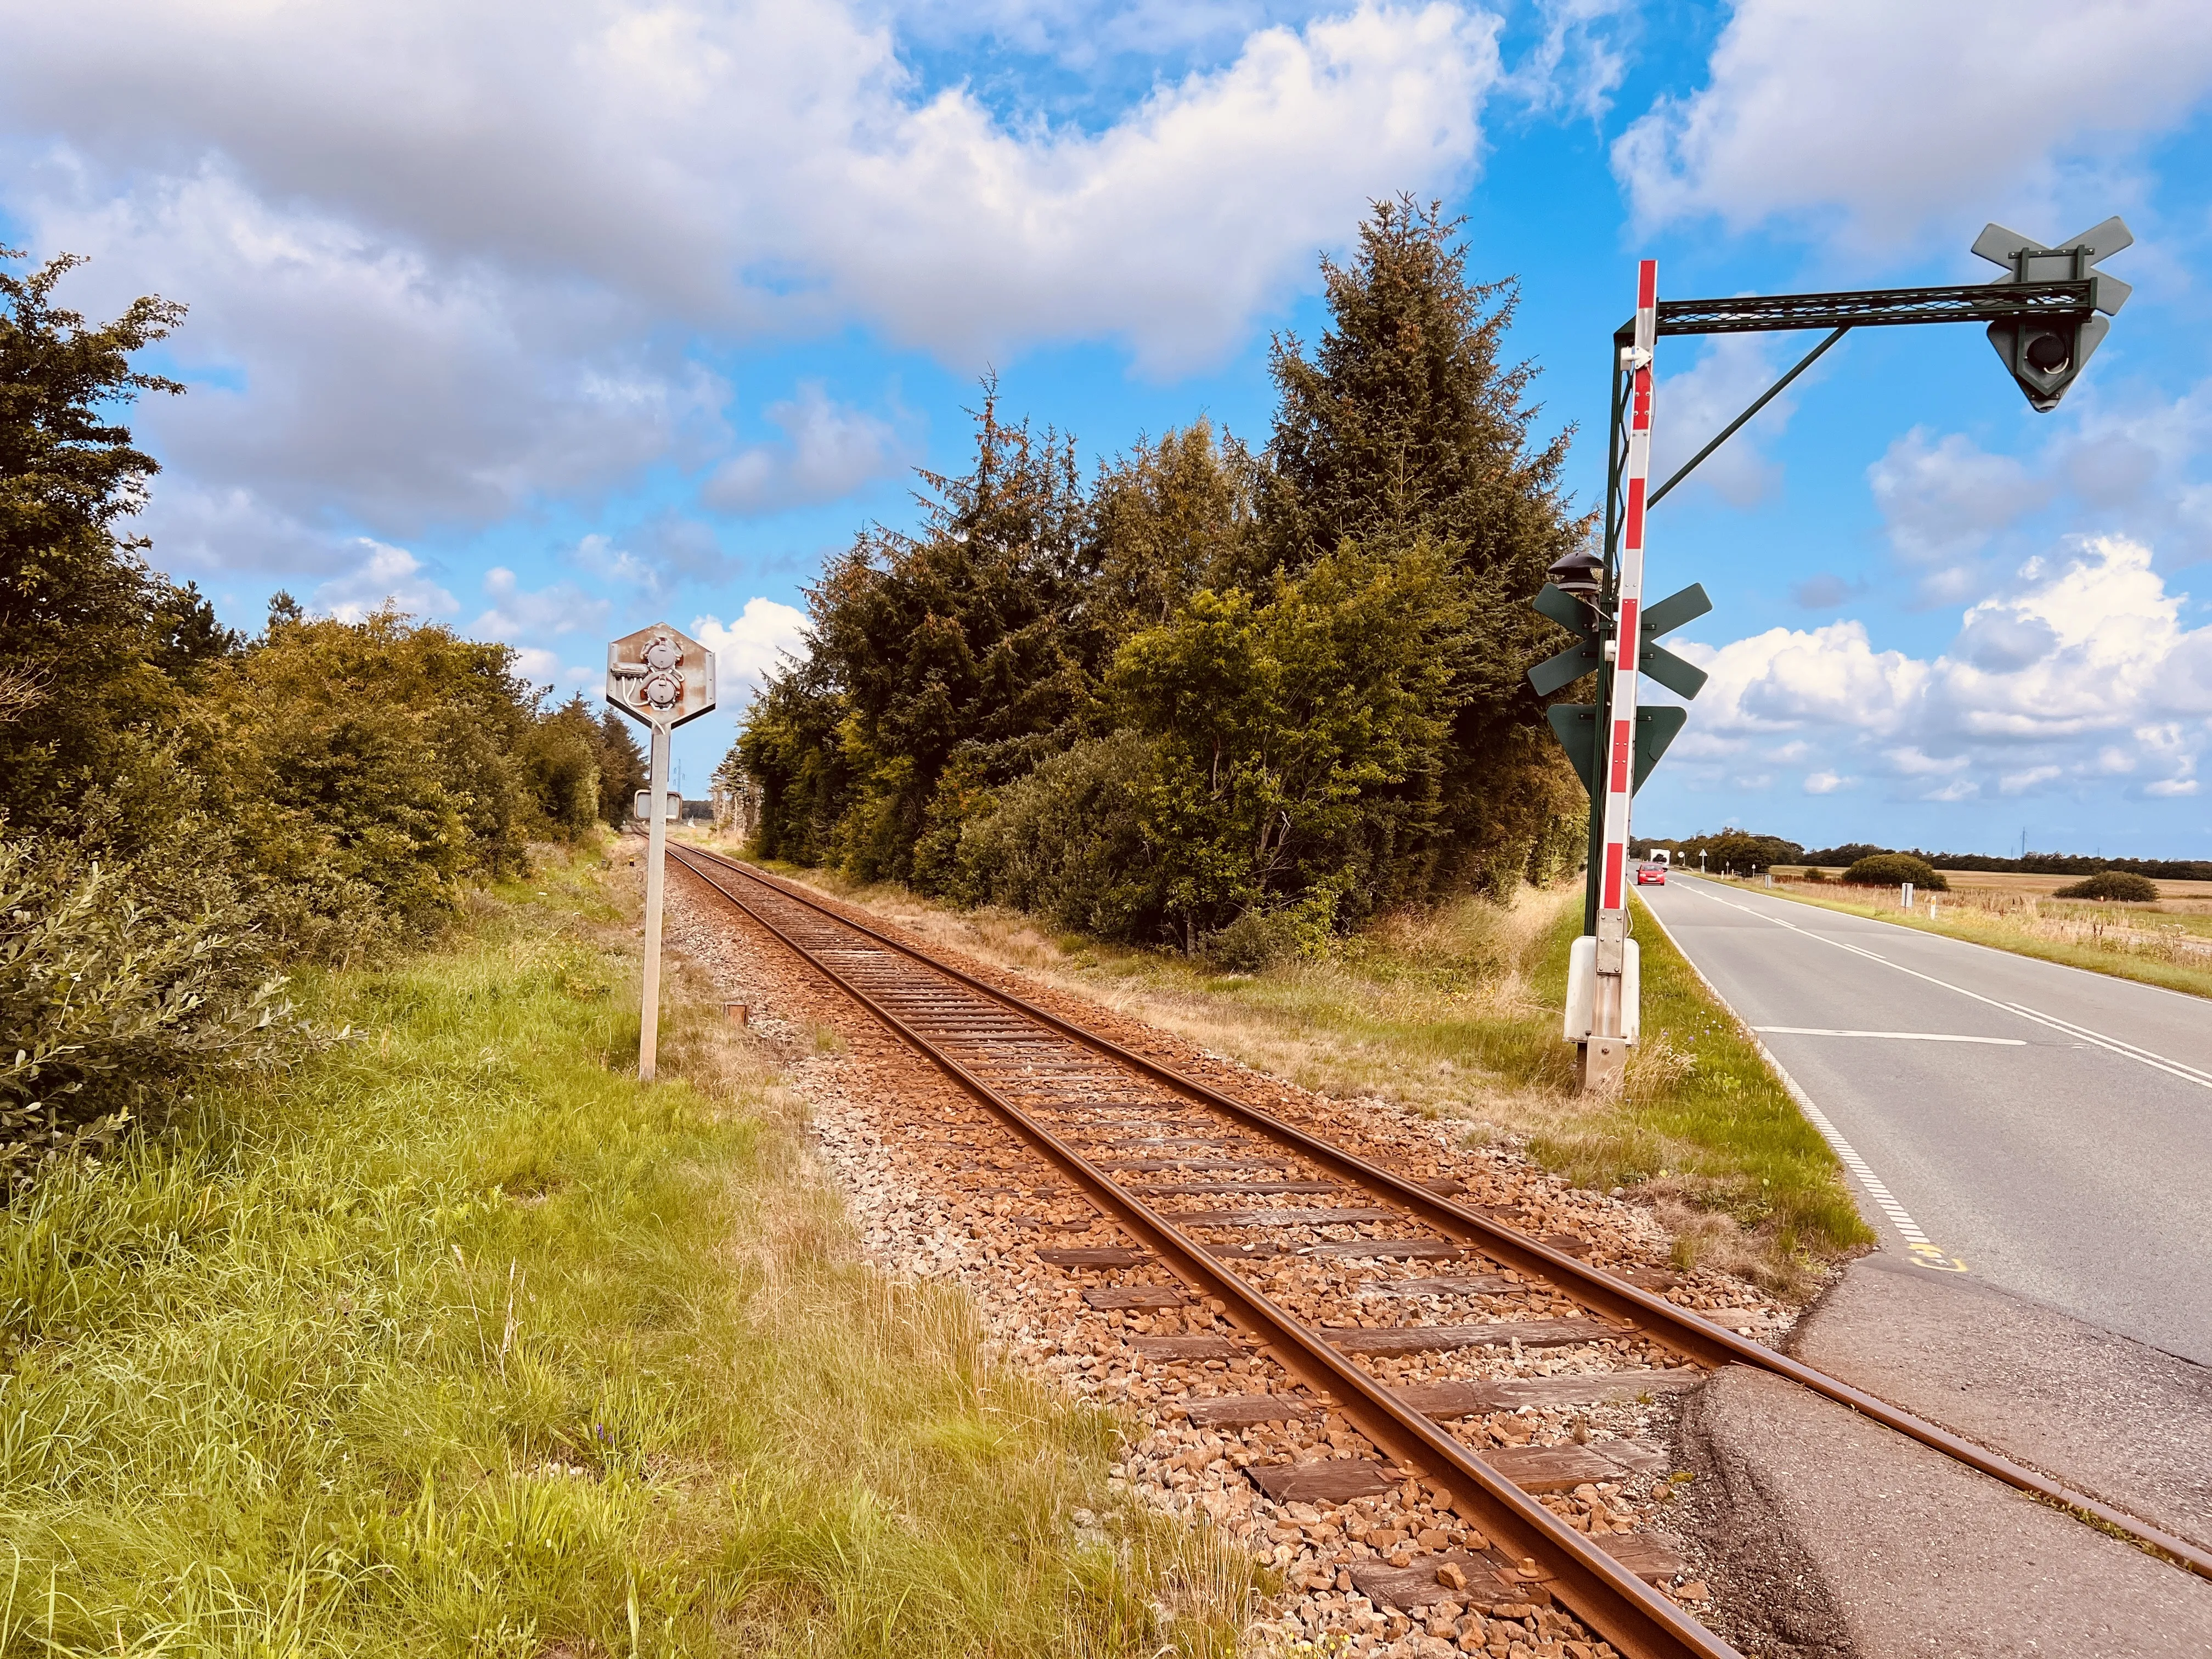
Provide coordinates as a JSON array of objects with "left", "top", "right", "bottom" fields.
[
  {"left": 1672, "top": 881, "right": 2212, "bottom": 1094},
  {"left": 1635, "top": 897, "right": 1966, "bottom": 1271},
  {"left": 1753, "top": 1027, "right": 2027, "bottom": 1046},
  {"left": 2002, "top": 1004, "right": 2212, "bottom": 1089}
]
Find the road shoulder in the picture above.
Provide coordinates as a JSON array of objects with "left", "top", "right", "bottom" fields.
[
  {"left": 1792, "top": 1252, "right": 2212, "bottom": 1554},
  {"left": 1681, "top": 1363, "right": 2212, "bottom": 1658}
]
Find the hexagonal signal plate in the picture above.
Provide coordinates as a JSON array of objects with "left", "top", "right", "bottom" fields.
[{"left": 607, "top": 623, "right": 717, "bottom": 727}]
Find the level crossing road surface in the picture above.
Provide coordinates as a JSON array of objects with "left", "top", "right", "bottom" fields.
[{"left": 1641, "top": 874, "right": 2212, "bottom": 1367}]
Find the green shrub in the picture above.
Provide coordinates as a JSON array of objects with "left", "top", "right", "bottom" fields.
[
  {"left": 1206, "top": 908, "right": 1299, "bottom": 972},
  {"left": 0, "top": 837, "right": 290, "bottom": 1187},
  {"left": 1841, "top": 853, "right": 1946, "bottom": 890},
  {"left": 2054, "top": 868, "right": 2158, "bottom": 902},
  {"left": 954, "top": 731, "right": 1163, "bottom": 937}
]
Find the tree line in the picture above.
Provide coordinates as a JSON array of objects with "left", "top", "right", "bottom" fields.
[
  {"left": 1640, "top": 828, "right": 2212, "bottom": 884},
  {"left": 1, "top": 247, "right": 647, "bottom": 1183},
  {"left": 733, "top": 200, "right": 1592, "bottom": 961}
]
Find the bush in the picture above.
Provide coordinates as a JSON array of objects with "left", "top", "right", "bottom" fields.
[
  {"left": 955, "top": 731, "right": 1164, "bottom": 938},
  {"left": 1841, "top": 853, "right": 1947, "bottom": 891},
  {"left": 1207, "top": 908, "right": 1299, "bottom": 972},
  {"left": 0, "top": 838, "right": 290, "bottom": 1187},
  {"left": 2055, "top": 868, "right": 2158, "bottom": 902}
]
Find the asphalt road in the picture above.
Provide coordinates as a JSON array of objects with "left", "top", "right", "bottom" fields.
[{"left": 1641, "top": 874, "right": 2212, "bottom": 1367}]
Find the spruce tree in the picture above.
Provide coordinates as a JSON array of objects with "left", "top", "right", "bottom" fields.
[{"left": 1263, "top": 198, "right": 1589, "bottom": 893}]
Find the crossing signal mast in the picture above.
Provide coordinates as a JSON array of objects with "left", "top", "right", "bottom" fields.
[{"left": 1539, "top": 219, "right": 2132, "bottom": 1092}]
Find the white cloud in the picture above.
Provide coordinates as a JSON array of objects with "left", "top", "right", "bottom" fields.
[
  {"left": 1869, "top": 428, "right": 2048, "bottom": 566},
  {"left": 472, "top": 567, "right": 611, "bottom": 639},
  {"left": 1802, "top": 770, "right": 1850, "bottom": 794},
  {"left": 704, "top": 383, "right": 909, "bottom": 515},
  {"left": 1650, "top": 333, "right": 1800, "bottom": 507},
  {"left": 36, "top": 162, "right": 727, "bottom": 554},
  {"left": 692, "top": 597, "right": 811, "bottom": 687},
  {"left": 1675, "top": 535, "right": 2212, "bottom": 801},
  {"left": 1503, "top": 0, "right": 1637, "bottom": 121},
  {"left": 510, "top": 646, "right": 564, "bottom": 686},
  {"left": 309, "top": 539, "right": 456, "bottom": 622},
  {"left": 1613, "top": 0, "right": 2212, "bottom": 244},
  {"left": 4, "top": 1, "right": 1510, "bottom": 556}
]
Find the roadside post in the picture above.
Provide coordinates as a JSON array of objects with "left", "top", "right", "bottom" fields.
[
  {"left": 1537, "top": 218, "right": 2131, "bottom": 1092},
  {"left": 607, "top": 623, "right": 717, "bottom": 1081}
]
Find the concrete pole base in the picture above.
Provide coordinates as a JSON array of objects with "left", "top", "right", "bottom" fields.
[{"left": 1577, "top": 1037, "right": 1629, "bottom": 1094}]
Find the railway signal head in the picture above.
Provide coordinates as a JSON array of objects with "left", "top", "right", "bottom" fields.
[
  {"left": 1973, "top": 216, "right": 2132, "bottom": 411},
  {"left": 607, "top": 622, "right": 719, "bottom": 728}
]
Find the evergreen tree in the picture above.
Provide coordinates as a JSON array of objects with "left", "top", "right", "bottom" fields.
[
  {"left": 1086, "top": 421, "right": 1261, "bottom": 646},
  {"left": 586, "top": 703, "right": 648, "bottom": 829},
  {"left": 769, "top": 379, "right": 1098, "bottom": 885},
  {"left": 1263, "top": 198, "right": 1589, "bottom": 892}
]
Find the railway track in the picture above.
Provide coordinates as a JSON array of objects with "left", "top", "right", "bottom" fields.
[{"left": 663, "top": 842, "right": 2212, "bottom": 1656}]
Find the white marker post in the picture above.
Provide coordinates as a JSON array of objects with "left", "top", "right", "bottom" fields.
[{"left": 607, "top": 623, "right": 716, "bottom": 1081}]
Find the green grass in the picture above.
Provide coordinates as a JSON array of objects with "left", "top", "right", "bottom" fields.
[
  {"left": 1727, "top": 878, "right": 2212, "bottom": 1001},
  {"left": 1521, "top": 898, "right": 1874, "bottom": 1280},
  {"left": 0, "top": 851, "right": 1255, "bottom": 1657},
  {"left": 733, "top": 845, "right": 1870, "bottom": 1293}
]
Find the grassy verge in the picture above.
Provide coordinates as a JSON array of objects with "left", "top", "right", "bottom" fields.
[
  {"left": 725, "top": 840, "right": 1869, "bottom": 1295},
  {"left": 0, "top": 849, "right": 1253, "bottom": 1657},
  {"left": 1730, "top": 877, "right": 2212, "bottom": 1001}
]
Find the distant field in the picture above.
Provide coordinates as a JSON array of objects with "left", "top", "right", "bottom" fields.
[
  {"left": 1782, "top": 867, "right": 2212, "bottom": 908},
  {"left": 1733, "top": 871, "right": 2212, "bottom": 998}
]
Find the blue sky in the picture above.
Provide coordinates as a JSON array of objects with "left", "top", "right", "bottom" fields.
[{"left": 5, "top": 1, "right": 2211, "bottom": 853}]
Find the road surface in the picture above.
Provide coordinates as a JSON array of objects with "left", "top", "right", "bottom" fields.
[{"left": 1641, "top": 874, "right": 2212, "bottom": 1366}]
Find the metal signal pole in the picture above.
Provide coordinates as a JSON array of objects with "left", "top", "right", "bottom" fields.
[
  {"left": 1539, "top": 217, "right": 2132, "bottom": 1093},
  {"left": 639, "top": 720, "right": 672, "bottom": 1081},
  {"left": 607, "top": 622, "right": 717, "bottom": 1084},
  {"left": 1583, "top": 261, "right": 1658, "bottom": 1092}
]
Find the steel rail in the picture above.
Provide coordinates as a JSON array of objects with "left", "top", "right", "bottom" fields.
[
  {"left": 667, "top": 844, "right": 1736, "bottom": 1659},
  {"left": 671, "top": 844, "right": 2212, "bottom": 1585}
]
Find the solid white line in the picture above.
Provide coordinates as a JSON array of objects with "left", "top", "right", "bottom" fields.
[
  {"left": 1672, "top": 880, "right": 2212, "bottom": 1094},
  {"left": 1753, "top": 1027, "right": 2027, "bottom": 1046},
  {"left": 1636, "top": 898, "right": 1959, "bottom": 1263},
  {"left": 2002, "top": 1003, "right": 2212, "bottom": 1087}
]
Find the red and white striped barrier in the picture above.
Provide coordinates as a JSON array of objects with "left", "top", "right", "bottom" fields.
[{"left": 1567, "top": 260, "right": 1656, "bottom": 1081}]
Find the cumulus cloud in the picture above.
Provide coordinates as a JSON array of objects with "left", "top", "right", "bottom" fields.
[
  {"left": 3, "top": 0, "right": 1512, "bottom": 555},
  {"left": 704, "top": 383, "right": 909, "bottom": 515},
  {"left": 1650, "top": 333, "right": 1801, "bottom": 507},
  {"left": 309, "top": 540, "right": 456, "bottom": 622},
  {"left": 472, "top": 567, "right": 610, "bottom": 639},
  {"left": 693, "top": 597, "right": 811, "bottom": 687},
  {"left": 509, "top": 646, "right": 565, "bottom": 686},
  {"left": 2051, "top": 379, "right": 2212, "bottom": 565},
  {"left": 36, "top": 163, "right": 727, "bottom": 556},
  {"left": 1613, "top": 0, "right": 2212, "bottom": 243},
  {"left": 1851, "top": 380, "right": 2212, "bottom": 612},
  {"left": 1869, "top": 428, "right": 2049, "bottom": 566},
  {"left": 1675, "top": 535, "right": 2212, "bottom": 802}
]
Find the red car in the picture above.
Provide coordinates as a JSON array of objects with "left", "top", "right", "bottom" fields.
[{"left": 1634, "top": 861, "right": 1667, "bottom": 885}]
